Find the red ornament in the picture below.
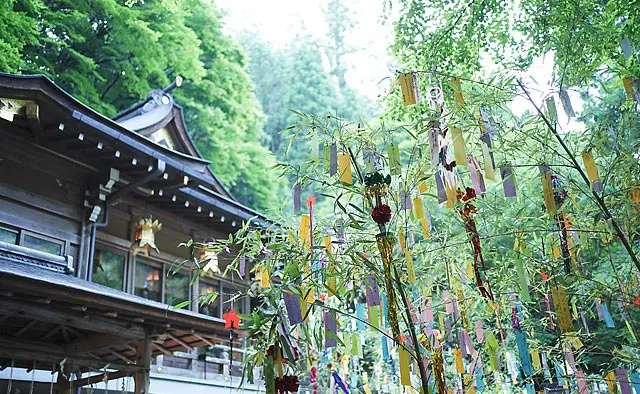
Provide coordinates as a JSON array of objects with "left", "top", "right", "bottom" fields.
[
  {"left": 223, "top": 308, "right": 240, "bottom": 329},
  {"left": 633, "top": 295, "right": 640, "bottom": 308},
  {"left": 371, "top": 204, "right": 392, "bottom": 224},
  {"left": 275, "top": 375, "right": 300, "bottom": 393}
]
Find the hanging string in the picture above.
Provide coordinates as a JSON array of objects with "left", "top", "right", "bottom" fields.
[
  {"left": 29, "top": 361, "right": 36, "bottom": 394},
  {"left": 49, "top": 364, "right": 55, "bottom": 394},
  {"left": 6, "top": 359, "right": 14, "bottom": 394}
]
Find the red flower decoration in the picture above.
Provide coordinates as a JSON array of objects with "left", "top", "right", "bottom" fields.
[
  {"left": 275, "top": 375, "right": 300, "bottom": 393},
  {"left": 371, "top": 204, "right": 392, "bottom": 224},
  {"left": 461, "top": 187, "right": 476, "bottom": 202}
]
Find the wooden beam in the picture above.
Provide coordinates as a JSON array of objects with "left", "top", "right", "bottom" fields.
[
  {"left": 0, "top": 298, "right": 146, "bottom": 339},
  {"left": 134, "top": 335, "right": 152, "bottom": 394},
  {"left": 110, "top": 350, "right": 133, "bottom": 364},
  {"left": 166, "top": 332, "right": 194, "bottom": 352},
  {"left": 71, "top": 370, "right": 130, "bottom": 390},
  {"left": 0, "top": 337, "right": 142, "bottom": 372},
  {"left": 151, "top": 343, "right": 172, "bottom": 356},
  {"left": 192, "top": 333, "right": 216, "bottom": 348},
  {"left": 43, "top": 325, "right": 62, "bottom": 340},
  {"left": 14, "top": 320, "right": 38, "bottom": 336},
  {"left": 64, "top": 334, "right": 130, "bottom": 354},
  {"left": 25, "top": 102, "right": 43, "bottom": 144}
]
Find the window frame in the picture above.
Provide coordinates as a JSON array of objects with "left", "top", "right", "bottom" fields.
[
  {"left": 0, "top": 224, "right": 19, "bottom": 245},
  {"left": 163, "top": 263, "right": 192, "bottom": 308},
  {"left": 133, "top": 256, "right": 164, "bottom": 303},
  {"left": 198, "top": 279, "right": 222, "bottom": 318},
  {"left": 92, "top": 242, "right": 129, "bottom": 291},
  {"left": 19, "top": 229, "right": 66, "bottom": 256}
]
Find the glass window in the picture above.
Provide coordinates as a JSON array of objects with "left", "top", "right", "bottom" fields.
[
  {"left": 0, "top": 227, "right": 18, "bottom": 244},
  {"left": 22, "top": 234, "right": 63, "bottom": 255},
  {"left": 135, "top": 262, "right": 161, "bottom": 302},
  {"left": 222, "top": 287, "right": 246, "bottom": 315},
  {"left": 165, "top": 269, "right": 190, "bottom": 308},
  {"left": 199, "top": 281, "right": 220, "bottom": 317},
  {"left": 92, "top": 249, "right": 125, "bottom": 290}
]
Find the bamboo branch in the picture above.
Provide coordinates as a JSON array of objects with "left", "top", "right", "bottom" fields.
[{"left": 517, "top": 78, "right": 640, "bottom": 275}]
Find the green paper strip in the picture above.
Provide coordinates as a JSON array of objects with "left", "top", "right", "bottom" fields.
[
  {"left": 514, "top": 259, "right": 531, "bottom": 302},
  {"left": 388, "top": 144, "right": 401, "bottom": 175},
  {"left": 324, "top": 144, "right": 331, "bottom": 173}
]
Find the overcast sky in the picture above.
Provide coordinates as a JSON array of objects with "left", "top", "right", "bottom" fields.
[{"left": 216, "top": 0, "right": 396, "bottom": 99}]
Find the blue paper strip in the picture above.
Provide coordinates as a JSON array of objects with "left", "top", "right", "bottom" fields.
[
  {"left": 602, "top": 303, "right": 616, "bottom": 328},
  {"left": 554, "top": 362, "right": 566, "bottom": 387},
  {"left": 515, "top": 329, "right": 534, "bottom": 376},
  {"left": 630, "top": 371, "right": 640, "bottom": 394},
  {"left": 356, "top": 303, "right": 367, "bottom": 331},
  {"left": 475, "top": 367, "right": 485, "bottom": 391},
  {"left": 381, "top": 336, "right": 389, "bottom": 360},
  {"left": 381, "top": 293, "right": 389, "bottom": 328}
]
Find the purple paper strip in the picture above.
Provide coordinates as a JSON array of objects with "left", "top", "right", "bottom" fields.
[
  {"left": 559, "top": 89, "right": 575, "bottom": 118},
  {"left": 408, "top": 302, "right": 419, "bottom": 324},
  {"left": 400, "top": 185, "right": 412, "bottom": 210},
  {"left": 592, "top": 180, "right": 603, "bottom": 193},
  {"left": 459, "top": 331, "right": 467, "bottom": 358},
  {"left": 293, "top": 183, "right": 302, "bottom": 214},
  {"left": 324, "top": 311, "right": 337, "bottom": 348},
  {"left": 283, "top": 288, "right": 303, "bottom": 325},
  {"left": 475, "top": 320, "right": 484, "bottom": 343},
  {"left": 616, "top": 368, "right": 633, "bottom": 394},
  {"left": 468, "top": 156, "right": 482, "bottom": 195},
  {"left": 425, "top": 297, "right": 433, "bottom": 323},
  {"left": 463, "top": 329, "right": 476, "bottom": 355},
  {"left": 445, "top": 317, "right": 453, "bottom": 342},
  {"left": 500, "top": 163, "right": 517, "bottom": 198},
  {"left": 239, "top": 255, "right": 246, "bottom": 277},
  {"left": 365, "top": 274, "right": 381, "bottom": 307},
  {"left": 564, "top": 347, "right": 576, "bottom": 372},
  {"left": 575, "top": 370, "right": 588, "bottom": 394},
  {"left": 443, "top": 290, "right": 454, "bottom": 314},
  {"left": 580, "top": 312, "right": 590, "bottom": 335},
  {"left": 435, "top": 171, "right": 447, "bottom": 203},
  {"left": 330, "top": 143, "right": 338, "bottom": 176},
  {"left": 596, "top": 299, "right": 605, "bottom": 320}
]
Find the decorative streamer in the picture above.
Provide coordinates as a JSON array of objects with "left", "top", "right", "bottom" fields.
[
  {"left": 239, "top": 254, "right": 246, "bottom": 277},
  {"left": 623, "top": 77, "right": 635, "bottom": 100},
  {"left": 554, "top": 362, "right": 566, "bottom": 389},
  {"left": 399, "top": 346, "right": 411, "bottom": 386},
  {"left": 420, "top": 217, "right": 430, "bottom": 239},
  {"left": 282, "top": 287, "right": 303, "bottom": 325},
  {"left": 431, "top": 345, "right": 447, "bottom": 394},
  {"left": 299, "top": 214, "right": 310, "bottom": 250},
  {"left": 559, "top": 89, "right": 575, "bottom": 119},
  {"left": 368, "top": 306, "right": 380, "bottom": 331},
  {"left": 324, "top": 311, "right": 337, "bottom": 348},
  {"left": 451, "top": 77, "right": 465, "bottom": 110},
  {"left": 400, "top": 185, "right": 412, "bottom": 210},
  {"left": 513, "top": 258, "right": 531, "bottom": 302},
  {"left": 581, "top": 152, "right": 602, "bottom": 192},
  {"left": 323, "top": 144, "right": 331, "bottom": 173},
  {"left": 474, "top": 367, "right": 485, "bottom": 391},
  {"left": 293, "top": 183, "right": 302, "bottom": 214},
  {"left": 450, "top": 126, "right": 468, "bottom": 166},
  {"left": 399, "top": 72, "right": 420, "bottom": 106},
  {"left": 541, "top": 353, "right": 551, "bottom": 381},
  {"left": 424, "top": 297, "right": 434, "bottom": 323},
  {"left": 338, "top": 153, "right": 353, "bottom": 184},
  {"left": 630, "top": 371, "right": 640, "bottom": 394},
  {"left": 551, "top": 286, "right": 573, "bottom": 333},
  {"left": 376, "top": 233, "right": 401, "bottom": 341},
  {"left": 261, "top": 267, "right": 271, "bottom": 288},
  {"left": 615, "top": 368, "right": 631, "bottom": 394},
  {"left": 454, "top": 348, "right": 464, "bottom": 374},
  {"left": 601, "top": 302, "right": 616, "bottom": 328},
  {"left": 480, "top": 106, "right": 498, "bottom": 137},
  {"left": 530, "top": 349, "right": 541, "bottom": 372},
  {"left": 485, "top": 332, "right": 499, "bottom": 371},
  {"left": 413, "top": 196, "right": 425, "bottom": 219},
  {"left": 515, "top": 329, "right": 533, "bottom": 376},
  {"left": 330, "top": 143, "right": 338, "bottom": 176},
  {"left": 468, "top": 155, "right": 486, "bottom": 194},
  {"left": 480, "top": 134, "right": 495, "bottom": 181},
  {"left": 540, "top": 165, "right": 556, "bottom": 216},
  {"left": 575, "top": 370, "right": 589, "bottom": 394},
  {"left": 332, "top": 372, "right": 350, "bottom": 394},
  {"left": 435, "top": 171, "right": 448, "bottom": 203},
  {"left": 545, "top": 96, "right": 557, "bottom": 124},
  {"left": 606, "top": 371, "right": 616, "bottom": 394},
  {"left": 365, "top": 274, "right": 381, "bottom": 307},
  {"left": 499, "top": 163, "right": 517, "bottom": 198},
  {"left": 355, "top": 303, "right": 366, "bottom": 331},
  {"left": 475, "top": 320, "right": 484, "bottom": 343},
  {"left": 381, "top": 293, "right": 389, "bottom": 328},
  {"left": 388, "top": 144, "right": 402, "bottom": 175},
  {"left": 381, "top": 336, "right": 389, "bottom": 360},
  {"left": 406, "top": 249, "right": 416, "bottom": 283}
]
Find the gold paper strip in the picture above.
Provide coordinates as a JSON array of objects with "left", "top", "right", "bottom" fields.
[
  {"left": 399, "top": 346, "right": 411, "bottom": 386},
  {"left": 541, "top": 172, "right": 557, "bottom": 216},
  {"left": 413, "top": 196, "right": 425, "bottom": 219},
  {"left": 481, "top": 141, "right": 495, "bottom": 181},
  {"left": 451, "top": 77, "right": 465, "bottom": 110},
  {"left": 450, "top": 126, "right": 468, "bottom": 166},
  {"left": 454, "top": 348, "right": 464, "bottom": 373},
  {"left": 551, "top": 286, "right": 573, "bottom": 333},
  {"left": 338, "top": 153, "right": 353, "bottom": 184}
]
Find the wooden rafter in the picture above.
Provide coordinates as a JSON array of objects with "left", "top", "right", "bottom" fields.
[
  {"left": 14, "top": 320, "right": 38, "bottom": 337},
  {"left": 166, "top": 332, "right": 194, "bottom": 352}
]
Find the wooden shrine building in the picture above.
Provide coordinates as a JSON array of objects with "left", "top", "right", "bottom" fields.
[{"left": 0, "top": 73, "right": 268, "bottom": 393}]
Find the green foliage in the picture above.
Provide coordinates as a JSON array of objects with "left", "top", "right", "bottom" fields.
[{"left": 0, "top": 0, "right": 281, "bottom": 211}]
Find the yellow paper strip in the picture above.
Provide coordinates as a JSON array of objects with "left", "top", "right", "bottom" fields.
[
  {"left": 399, "top": 73, "right": 419, "bottom": 106},
  {"left": 406, "top": 249, "right": 416, "bottom": 283},
  {"left": 338, "top": 153, "right": 353, "bottom": 184},
  {"left": 299, "top": 214, "right": 310, "bottom": 250},
  {"left": 531, "top": 349, "right": 541, "bottom": 371},
  {"left": 363, "top": 385, "right": 373, "bottom": 394},
  {"left": 261, "top": 267, "right": 270, "bottom": 288},
  {"left": 581, "top": 151, "right": 601, "bottom": 185},
  {"left": 445, "top": 183, "right": 457, "bottom": 209},
  {"left": 413, "top": 196, "right": 424, "bottom": 219},
  {"left": 420, "top": 218, "right": 430, "bottom": 239},
  {"left": 369, "top": 306, "right": 380, "bottom": 331},
  {"left": 551, "top": 286, "right": 573, "bottom": 333},
  {"left": 451, "top": 77, "right": 465, "bottom": 110},
  {"left": 450, "top": 126, "right": 468, "bottom": 166},
  {"left": 481, "top": 141, "right": 495, "bottom": 181},
  {"left": 478, "top": 115, "right": 486, "bottom": 133},
  {"left": 606, "top": 371, "right": 616, "bottom": 394},
  {"left": 454, "top": 348, "right": 464, "bottom": 373},
  {"left": 541, "top": 172, "right": 557, "bottom": 216},
  {"left": 399, "top": 346, "right": 411, "bottom": 386},
  {"left": 623, "top": 77, "right": 634, "bottom": 99},
  {"left": 399, "top": 231, "right": 407, "bottom": 252}
]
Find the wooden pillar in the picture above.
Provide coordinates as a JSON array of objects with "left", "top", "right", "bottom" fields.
[{"left": 134, "top": 334, "right": 152, "bottom": 394}]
